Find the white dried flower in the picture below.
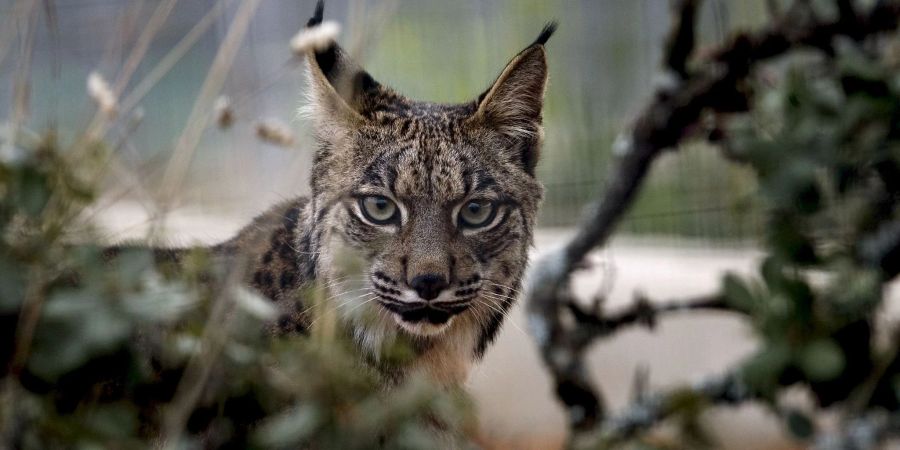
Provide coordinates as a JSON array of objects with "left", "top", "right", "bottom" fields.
[
  {"left": 289, "top": 21, "right": 341, "bottom": 56},
  {"left": 213, "top": 95, "right": 234, "bottom": 129},
  {"left": 87, "top": 71, "right": 117, "bottom": 116},
  {"left": 255, "top": 119, "right": 296, "bottom": 148}
]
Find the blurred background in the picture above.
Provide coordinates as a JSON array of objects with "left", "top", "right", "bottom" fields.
[
  {"left": 0, "top": 0, "right": 804, "bottom": 448},
  {"left": 0, "top": 0, "right": 771, "bottom": 240}
]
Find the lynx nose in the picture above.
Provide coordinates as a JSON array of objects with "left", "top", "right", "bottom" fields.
[{"left": 409, "top": 274, "right": 448, "bottom": 301}]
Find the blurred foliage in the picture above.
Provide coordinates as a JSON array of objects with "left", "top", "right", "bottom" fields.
[
  {"left": 591, "top": 8, "right": 900, "bottom": 449},
  {"left": 4, "top": 0, "right": 900, "bottom": 448},
  {"left": 0, "top": 136, "right": 473, "bottom": 448},
  {"left": 0, "top": 0, "right": 771, "bottom": 236},
  {"left": 714, "top": 33, "right": 900, "bottom": 442}
]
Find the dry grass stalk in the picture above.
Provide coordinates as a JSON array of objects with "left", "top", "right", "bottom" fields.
[
  {"left": 159, "top": 265, "right": 250, "bottom": 449},
  {"left": 155, "top": 0, "right": 263, "bottom": 218},
  {"left": 10, "top": 1, "right": 38, "bottom": 134},
  {"left": 112, "top": 0, "right": 180, "bottom": 96},
  {"left": 81, "top": 0, "right": 179, "bottom": 143},
  {"left": 118, "top": 0, "right": 228, "bottom": 115},
  {"left": 0, "top": 0, "right": 38, "bottom": 72}
]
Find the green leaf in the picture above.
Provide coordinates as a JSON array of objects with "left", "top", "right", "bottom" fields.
[
  {"left": 28, "top": 290, "right": 131, "bottom": 379},
  {"left": 760, "top": 257, "right": 784, "bottom": 289},
  {"left": 768, "top": 220, "right": 816, "bottom": 265},
  {"left": 797, "top": 339, "right": 845, "bottom": 382},
  {"left": 112, "top": 247, "right": 155, "bottom": 285},
  {"left": 122, "top": 275, "right": 193, "bottom": 322},
  {"left": 723, "top": 273, "right": 755, "bottom": 312},
  {"left": 253, "top": 404, "right": 323, "bottom": 448},
  {"left": 785, "top": 409, "right": 814, "bottom": 439},
  {"left": 741, "top": 343, "right": 791, "bottom": 394},
  {"left": 82, "top": 403, "right": 139, "bottom": 439},
  {"left": 827, "top": 267, "right": 880, "bottom": 318},
  {"left": 836, "top": 38, "right": 885, "bottom": 82}
]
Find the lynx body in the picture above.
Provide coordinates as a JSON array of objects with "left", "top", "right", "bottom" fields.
[{"left": 213, "top": 2, "right": 554, "bottom": 385}]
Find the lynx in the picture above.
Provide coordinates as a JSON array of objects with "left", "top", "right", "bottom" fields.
[{"left": 146, "top": 2, "right": 553, "bottom": 386}]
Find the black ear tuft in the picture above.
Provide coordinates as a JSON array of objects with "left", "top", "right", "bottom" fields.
[
  {"left": 304, "top": 0, "right": 391, "bottom": 126},
  {"left": 306, "top": 0, "right": 338, "bottom": 79},
  {"left": 307, "top": 0, "right": 325, "bottom": 27},
  {"left": 531, "top": 21, "right": 558, "bottom": 47}
]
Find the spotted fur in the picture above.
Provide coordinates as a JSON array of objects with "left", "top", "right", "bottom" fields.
[{"left": 206, "top": 3, "right": 553, "bottom": 385}]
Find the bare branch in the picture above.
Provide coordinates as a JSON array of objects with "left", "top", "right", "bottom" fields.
[
  {"left": 567, "top": 293, "right": 734, "bottom": 342},
  {"left": 557, "top": 0, "right": 900, "bottom": 278},
  {"left": 526, "top": 0, "right": 705, "bottom": 431},
  {"left": 572, "top": 372, "right": 754, "bottom": 448},
  {"left": 526, "top": 0, "right": 900, "bottom": 442},
  {"left": 665, "top": 0, "right": 700, "bottom": 78}
]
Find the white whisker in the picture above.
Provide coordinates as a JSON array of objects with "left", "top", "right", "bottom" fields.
[
  {"left": 342, "top": 294, "right": 379, "bottom": 317},
  {"left": 307, "top": 291, "right": 375, "bottom": 328},
  {"left": 482, "top": 279, "right": 523, "bottom": 295},
  {"left": 295, "top": 285, "right": 371, "bottom": 317},
  {"left": 480, "top": 291, "right": 521, "bottom": 305},
  {"left": 473, "top": 297, "right": 527, "bottom": 337}
]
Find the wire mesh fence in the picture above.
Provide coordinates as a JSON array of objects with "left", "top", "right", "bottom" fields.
[{"left": 0, "top": 0, "right": 770, "bottom": 243}]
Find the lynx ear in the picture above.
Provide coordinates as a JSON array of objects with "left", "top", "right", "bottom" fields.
[
  {"left": 470, "top": 23, "right": 556, "bottom": 173},
  {"left": 303, "top": 1, "right": 382, "bottom": 129}
]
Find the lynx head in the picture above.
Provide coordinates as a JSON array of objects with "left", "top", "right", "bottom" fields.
[{"left": 301, "top": 2, "right": 554, "bottom": 359}]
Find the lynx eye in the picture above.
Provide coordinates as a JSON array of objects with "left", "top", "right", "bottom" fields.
[
  {"left": 458, "top": 200, "right": 496, "bottom": 228},
  {"left": 359, "top": 195, "right": 399, "bottom": 225}
]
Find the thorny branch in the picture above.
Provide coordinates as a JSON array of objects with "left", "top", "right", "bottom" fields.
[
  {"left": 572, "top": 372, "right": 752, "bottom": 449},
  {"left": 566, "top": 293, "right": 731, "bottom": 344},
  {"left": 525, "top": 0, "right": 900, "bottom": 438}
]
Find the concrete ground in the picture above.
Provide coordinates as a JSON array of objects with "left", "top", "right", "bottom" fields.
[{"left": 469, "top": 231, "right": 788, "bottom": 449}]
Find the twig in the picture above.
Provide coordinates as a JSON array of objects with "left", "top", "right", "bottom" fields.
[
  {"left": 572, "top": 372, "right": 754, "bottom": 449},
  {"left": 527, "top": 0, "right": 704, "bottom": 432},
  {"left": 665, "top": 0, "right": 699, "bottom": 78},
  {"left": 159, "top": 252, "right": 252, "bottom": 448},
  {"left": 8, "top": 266, "right": 45, "bottom": 377},
  {"left": 567, "top": 293, "right": 733, "bottom": 343}
]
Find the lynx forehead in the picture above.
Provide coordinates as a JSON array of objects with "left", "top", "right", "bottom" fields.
[{"left": 225, "top": 1, "right": 555, "bottom": 385}]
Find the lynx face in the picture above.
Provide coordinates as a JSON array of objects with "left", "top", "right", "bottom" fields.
[
  {"left": 331, "top": 117, "right": 543, "bottom": 339},
  {"left": 301, "top": 5, "right": 554, "bottom": 360}
]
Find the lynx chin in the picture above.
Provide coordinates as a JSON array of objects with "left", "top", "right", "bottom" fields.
[{"left": 139, "top": 2, "right": 554, "bottom": 387}]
